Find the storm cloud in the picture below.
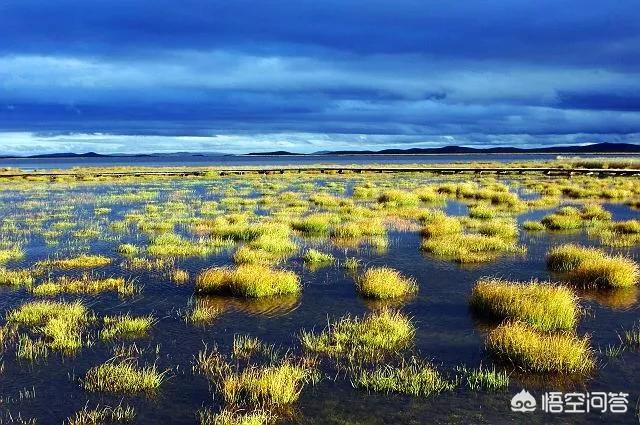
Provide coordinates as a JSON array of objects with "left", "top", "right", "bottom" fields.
[{"left": 0, "top": 0, "right": 639, "bottom": 153}]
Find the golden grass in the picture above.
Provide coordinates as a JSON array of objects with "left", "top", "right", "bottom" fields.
[
  {"left": 547, "top": 244, "right": 639, "bottom": 287},
  {"left": 353, "top": 358, "right": 453, "bottom": 397},
  {"left": 8, "top": 300, "right": 89, "bottom": 353},
  {"left": 196, "top": 265, "right": 301, "bottom": 297},
  {"left": 0, "top": 247, "right": 24, "bottom": 264},
  {"left": 470, "top": 278, "right": 578, "bottom": 331},
  {"left": 487, "top": 321, "right": 595, "bottom": 373},
  {"left": 222, "top": 362, "right": 310, "bottom": 407},
  {"left": 0, "top": 267, "right": 35, "bottom": 286},
  {"left": 67, "top": 403, "right": 135, "bottom": 425},
  {"left": 356, "top": 266, "right": 418, "bottom": 299},
  {"left": 82, "top": 360, "right": 166, "bottom": 393},
  {"left": 301, "top": 309, "right": 414, "bottom": 360},
  {"left": 100, "top": 314, "right": 154, "bottom": 341},
  {"left": 421, "top": 233, "right": 524, "bottom": 263},
  {"left": 36, "top": 254, "right": 112, "bottom": 269},
  {"left": 302, "top": 249, "right": 334, "bottom": 265},
  {"left": 32, "top": 275, "right": 134, "bottom": 296}
]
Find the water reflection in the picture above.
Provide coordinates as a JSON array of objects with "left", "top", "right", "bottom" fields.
[{"left": 194, "top": 294, "right": 301, "bottom": 317}]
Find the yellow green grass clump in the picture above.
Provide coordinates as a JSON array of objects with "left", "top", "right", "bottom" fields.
[
  {"left": 8, "top": 300, "right": 89, "bottom": 354},
  {"left": 301, "top": 309, "right": 415, "bottom": 360},
  {"left": 353, "top": 358, "right": 454, "bottom": 397},
  {"left": 32, "top": 275, "right": 134, "bottom": 296},
  {"left": 302, "top": 249, "right": 334, "bottom": 266},
  {"left": 36, "top": 254, "right": 112, "bottom": 269},
  {"left": 222, "top": 361, "right": 311, "bottom": 407},
  {"left": 487, "top": 321, "right": 595, "bottom": 373},
  {"left": 189, "top": 300, "right": 224, "bottom": 324},
  {"left": 356, "top": 266, "right": 418, "bottom": 299},
  {"left": 67, "top": 404, "right": 136, "bottom": 425},
  {"left": 0, "top": 247, "right": 24, "bottom": 264},
  {"left": 196, "top": 265, "right": 301, "bottom": 297},
  {"left": 100, "top": 314, "right": 154, "bottom": 341},
  {"left": 470, "top": 278, "right": 578, "bottom": 331},
  {"left": 148, "top": 233, "right": 233, "bottom": 257},
  {"left": 0, "top": 267, "right": 35, "bottom": 287},
  {"left": 82, "top": 359, "right": 165, "bottom": 393},
  {"left": 547, "top": 244, "right": 639, "bottom": 287}
]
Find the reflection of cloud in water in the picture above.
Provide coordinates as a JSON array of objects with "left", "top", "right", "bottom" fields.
[
  {"left": 576, "top": 286, "right": 639, "bottom": 311},
  {"left": 194, "top": 294, "right": 301, "bottom": 317}
]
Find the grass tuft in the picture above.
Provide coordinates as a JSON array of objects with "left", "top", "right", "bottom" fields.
[
  {"left": 301, "top": 309, "right": 414, "bottom": 361},
  {"left": 487, "top": 321, "right": 595, "bottom": 373},
  {"left": 82, "top": 359, "right": 165, "bottom": 393},
  {"left": 100, "top": 315, "right": 154, "bottom": 341},
  {"left": 470, "top": 277, "right": 578, "bottom": 331},
  {"left": 353, "top": 357, "right": 453, "bottom": 397},
  {"left": 547, "top": 244, "right": 639, "bottom": 287},
  {"left": 196, "top": 265, "right": 301, "bottom": 298},
  {"left": 356, "top": 266, "right": 418, "bottom": 299}
]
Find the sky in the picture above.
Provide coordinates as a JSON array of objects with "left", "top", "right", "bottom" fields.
[{"left": 1, "top": 0, "right": 639, "bottom": 154}]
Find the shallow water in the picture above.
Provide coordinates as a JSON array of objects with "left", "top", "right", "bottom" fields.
[
  {"left": 2, "top": 153, "right": 638, "bottom": 171},
  {"left": 0, "top": 176, "right": 639, "bottom": 424}
]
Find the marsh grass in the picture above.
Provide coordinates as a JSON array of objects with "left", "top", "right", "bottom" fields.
[
  {"left": 233, "top": 335, "right": 264, "bottom": 359},
  {"left": 547, "top": 244, "right": 639, "bottom": 287},
  {"left": 457, "top": 365, "right": 509, "bottom": 391},
  {"left": 356, "top": 267, "right": 418, "bottom": 299},
  {"left": 66, "top": 403, "right": 135, "bottom": 425},
  {"left": 196, "top": 265, "right": 301, "bottom": 298},
  {"left": 170, "top": 268, "right": 190, "bottom": 283},
  {"left": 522, "top": 221, "right": 545, "bottom": 231},
  {"left": 148, "top": 233, "right": 233, "bottom": 257},
  {"left": 301, "top": 309, "right": 414, "bottom": 361},
  {"left": 302, "top": 249, "right": 334, "bottom": 266},
  {"left": 195, "top": 345, "right": 317, "bottom": 411},
  {"left": 32, "top": 275, "right": 134, "bottom": 296},
  {"left": 622, "top": 322, "right": 640, "bottom": 348},
  {"left": 470, "top": 278, "right": 578, "bottom": 331},
  {"left": 189, "top": 300, "right": 223, "bottom": 324},
  {"left": 0, "top": 267, "right": 34, "bottom": 287},
  {"left": 82, "top": 359, "right": 166, "bottom": 393},
  {"left": 343, "top": 257, "right": 360, "bottom": 271},
  {"left": 16, "top": 334, "right": 49, "bottom": 362},
  {"left": 487, "top": 322, "right": 595, "bottom": 373},
  {"left": 117, "top": 244, "right": 139, "bottom": 256},
  {"left": 36, "top": 254, "right": 112, "bottom": 270},
  {"left": 221, "top": 361, "right": 312, "bottom": 408},
  {"left": 0, "top": 247, "right": 24, "bottom": 264},
  {"left": 100, "top": 315, "right": 154, "bottom": 341},
  {"left": 422, "top": 233, "right": 525, "bottom": 263},
  {"left": 198, "top": 408, "right": 273, "bottom": 425},
  {"left": 8, "top": 300, "right": 89, "bottom": 354},
  {"left": 352, "top": 357, "right": 454, "bottom": 397}
]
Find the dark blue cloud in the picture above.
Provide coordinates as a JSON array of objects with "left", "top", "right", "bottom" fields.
[{"left": 0, "top": 0, "right": 639, "bottom": 153}]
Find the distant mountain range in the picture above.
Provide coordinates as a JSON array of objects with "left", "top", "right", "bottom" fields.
[
  {"left": 1, "top": 142, "right": 639, "bottom": 159},
  {"left": 0, "top": 151, "right": 221, "bottom": 159},
  {"left": 246, "top": 142, "right": 640, "bottom": 155}
]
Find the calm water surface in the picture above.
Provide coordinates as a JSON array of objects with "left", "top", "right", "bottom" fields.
[{"left": 0, "top": 178, "right": 638, "bottom": 424}]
